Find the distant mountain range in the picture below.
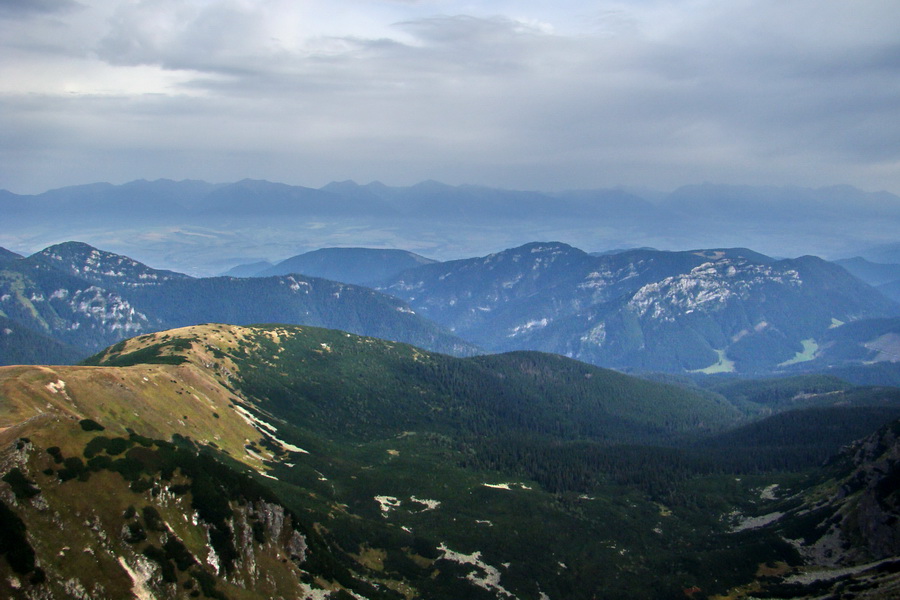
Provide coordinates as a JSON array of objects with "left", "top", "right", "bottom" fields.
[
  {"left": 226, "top": 247, "right": 437, "bottom": 285},
  {"left": 0, "top": 242, "right": 476, "bottom": 364},
  {"left": 835, "top": 256, "right": 900, "bottom": 304},
  {"left": 2, "top": 240, "right": 899, "bottom": 380},
  {"left": 3, "top": 178, "right": 660, "bottom": 225},
  {"left": 854, "top": 242, "right": 900, "bottom": 265},
  {"left": 3, "top": 178, "right": 899, "bottom": 275},
  {"left": 7, "top": 178, "right": 895, "bottom": 227},
  {"left": 377, "top": 242, "right": 900, "bottom": 375}
]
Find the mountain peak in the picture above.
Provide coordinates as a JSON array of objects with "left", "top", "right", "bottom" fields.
[
  {"left": 500, "top": 241, "right": 586, "bottom": 259},
  {"left": 42, "top": 240, "right": 98, "bottom": 254},
  {"left": 260, "top": 246, "right": 438, "bottom": 285},
  {"left": 33, "top": 241, "right": 191, "bottom": 286},
  {"left": 517, "top": 240, "right": 580, "bottom": 252},
  {"left": 688, "top": 247, "right": 775, "bottom": 263},
  {"left": 410, "top": 179, "right": 454, "bottom": 191},
  {"left": 321, "top": 179, "right": 360, "bottom": 190}
]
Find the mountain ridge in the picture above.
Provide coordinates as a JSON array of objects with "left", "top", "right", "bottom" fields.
[
  {"left": 377, "top": 241, "right": 900, "bottom": 375},
  {"left": 5, "top": 178, "right": 898, "bottom": 274},
  {"left": 0, "top": 242, "right": 478, "bottom": 364},
  {"left": 5, "top": 239, "right": 899, "bottom": 379},
  {"left": 252, "top": 247, "right": 438, "bottom": 285},
  {"left": 3, "top": 323, "right": 900, "bottom": 599}
]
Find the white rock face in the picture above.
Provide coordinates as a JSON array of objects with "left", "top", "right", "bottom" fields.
[
  {"left": 438, "top": 543, "right": 518, "bottom": 599},
  {"left": 374, "top": 495, "right": 401, "bottom": 517},
  {"left": 627, "top": 260, "right": 801, "bottom": 322}
]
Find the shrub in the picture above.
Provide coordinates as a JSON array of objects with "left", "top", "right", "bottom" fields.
[
  {"left": 142, "top": 545, "right": 177, "bottom": 583},
  {"left": 142, "top": 506, "right": 167, "bottom": 532},
  {"left": 0, "top": 500, "right": 37, "bottom": 574},
  {"left": 46, "top": 446, "right": 63, "bottom": 464},
  {"left": 123, "top": 521, "right": 147, "bottom": 544},
  {"left": 164, "top": 537, "right": 197, "bottom": 571},
  {"left": 2, "top": 468, "right": 40, "bottom": 500},
  {"left": 79, "top": 419, "right": 105, "bottom": 432},
  {"left": 57, "top": 457, "right": 87, "bottom": 482}
]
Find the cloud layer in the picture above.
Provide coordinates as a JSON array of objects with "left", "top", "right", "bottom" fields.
[{"left": 2, "top": 0, "right": 899, "bottom": 193}]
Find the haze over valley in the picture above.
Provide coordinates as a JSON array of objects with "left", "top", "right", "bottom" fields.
[{"left": 3, "top": 178, "right": 900, "bottom": 277}]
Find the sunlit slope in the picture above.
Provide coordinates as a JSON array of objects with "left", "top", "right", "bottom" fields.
[
  {"left": 84, "top": 323, "right": 744, "bottom": 444},
  {"left": 3, "top": 371, "right": 269, "bottom": 473},
  {"left": 10, "top": 324, "right": 894, "bottom": 599},
  {"left": 0, "top": 323, "right": 746, "bottom": 600},
  {"left": 0, "top": 332, "right": 361, "bottom": 599}
]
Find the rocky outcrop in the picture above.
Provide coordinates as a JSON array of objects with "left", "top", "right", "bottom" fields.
[
  {"left": 787, "top": 419, "right": 900, "bottom": 567},
  {"left": 834, "top": 419, "right": 900, "bottom": 561}
]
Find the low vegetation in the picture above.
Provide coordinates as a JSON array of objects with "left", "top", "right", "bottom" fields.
[{"left": 1, "top": 323, "right": 898, "bottom": 599}]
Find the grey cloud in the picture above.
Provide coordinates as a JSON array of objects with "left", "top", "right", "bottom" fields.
[
  {"left": 0, "top": 0, "right": 79, "bottom": 18},
  {"left": 96, "top": 0, "right": 270, "bottom": 76},
  {"left": 3, "top": 2, "right": 900, "bottom": 195},
  {"left": 396, "top": 14, "right": 545, "bottom": 44}
]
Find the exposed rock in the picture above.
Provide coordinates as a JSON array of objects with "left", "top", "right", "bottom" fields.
[
  {"left": 787, "top": 420, "right": 900, "bottom": 566},
  {"left": 286, "top": 530, "right": 307, "bottom": 563}
]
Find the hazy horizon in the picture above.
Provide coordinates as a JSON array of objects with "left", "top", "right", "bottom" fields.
[
  {"left": 2, "top": 176, "right": 898, "bottom": 276},
  {"left": 3, "top": 175, "right": 900, "bottom": 200}
]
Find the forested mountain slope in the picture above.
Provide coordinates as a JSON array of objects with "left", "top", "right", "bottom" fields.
[
  {"left": 378, "top": 242, "right": 899, "bottom": 374},
  {"left": 0, "top": 315, "right": 84, "bottom": 366},
  {"left": 2, "top": 324, "right": 900, "bottom": 599},
  {"left": 0, "top": 242, "right": 476, "bottom": 363}
]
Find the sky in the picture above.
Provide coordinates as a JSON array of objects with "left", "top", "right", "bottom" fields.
[{"left": 2, "top": 0, "right": 899, "bottom": 195}]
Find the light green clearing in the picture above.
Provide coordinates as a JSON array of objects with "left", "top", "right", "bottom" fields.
[
  {"left": 690, "top": 349, "right": 735, "bottom": 374},
  {"left": 779, "top": 339, "right": 819, "bottom": 366},
  {"left": 830, "top": 318, "right": 845, "bottom": 329}
]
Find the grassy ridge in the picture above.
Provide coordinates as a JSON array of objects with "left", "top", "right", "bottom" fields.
[
  {"left": 2, "top": 323, "right": 898, "bottom": 599},
  {"left": 197, "top": 324, "right": 745, "bottom": 445}
]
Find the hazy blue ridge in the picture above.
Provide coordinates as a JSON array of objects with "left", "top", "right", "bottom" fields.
[{"left": 0, "top": 242, "right": 479, "bottom": 363}]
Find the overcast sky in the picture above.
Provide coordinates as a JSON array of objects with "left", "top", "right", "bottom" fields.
[{"left": 2, "top": 0, "right": 899, "bottom": 195}]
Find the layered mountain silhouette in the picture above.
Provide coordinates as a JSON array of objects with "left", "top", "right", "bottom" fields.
[
  {"left": 0, "top": 242, "right": 476, "bottom": 364},
  {"left": 4, "top": 178, "right": 899, "bottom": 275},
  {"left": 2, "top": 240, "right": 898, "bottom": 378},
  {"left": 228, "top": 247, "right": 437, "bottom": 285},
  {"left": 377, "top": 242, "right": 900, "bottom": 374}
]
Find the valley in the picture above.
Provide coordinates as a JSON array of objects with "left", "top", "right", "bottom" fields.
[
  {"left": 3, "top": 180, "right": 900, "bottom": 277},
  {"left": 1, "top": 324, "right": 900, "bottom": 599},
  {"left": 5, "top": 0, "right": 900, "bottom": 593},
  {"left": 1, "top": 185, "right": 899, "bottom": 599}
]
